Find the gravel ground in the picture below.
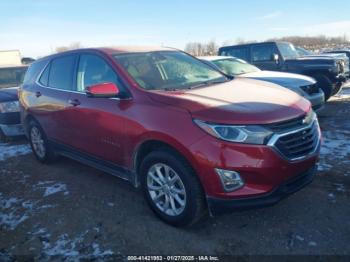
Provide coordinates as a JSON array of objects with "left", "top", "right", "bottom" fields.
[{"left": 0, "top": 87, "right": 349, "bottom": 259}]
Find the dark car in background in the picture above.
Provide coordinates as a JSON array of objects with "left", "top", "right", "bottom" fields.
[
  {"left": 219, "top": 41, "right": 349, "bottom": 100},
  {"left": 199, "top": 56, "right": 325, "bottom": 111},
  {"left": 0, "top": 65, "right": 27, "bottom": 140}
]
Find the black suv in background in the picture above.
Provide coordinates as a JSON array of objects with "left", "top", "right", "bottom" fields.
[{"left": 219, "top": 41, "right": 349, "bottom": 100}]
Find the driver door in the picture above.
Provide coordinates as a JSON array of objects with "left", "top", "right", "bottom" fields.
[{"left": 251, "top": 44, "right": 281, "bottom": 71}]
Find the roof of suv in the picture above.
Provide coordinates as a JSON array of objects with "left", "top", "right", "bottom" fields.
[
  {"left": 220, "top": 41, "right": 290, "bottom": 49},
  {"left": 101, "top": 46, "right": 176, "bottom": 54},
  {"left": 33, "top": 46, "right": 178, "bottom": 63}
]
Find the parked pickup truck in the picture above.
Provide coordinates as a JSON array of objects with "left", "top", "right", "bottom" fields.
[
  {"left": 219, "top": 42, "right": 348, "bottom": 100},
  {"left": 296, "top": 46, "right": 350, "bottom": 78}
]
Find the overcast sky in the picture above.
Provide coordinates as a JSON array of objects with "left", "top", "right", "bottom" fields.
[{"left": 1, "top": 0, "right": 350, "bottom": 58}]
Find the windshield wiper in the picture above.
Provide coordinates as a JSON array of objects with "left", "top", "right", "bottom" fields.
[{"left": 187, "top": 79, "right": 230, "bottom": 89}]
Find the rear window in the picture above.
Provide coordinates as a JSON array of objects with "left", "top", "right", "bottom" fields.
[
  {"left": 0, "top": 67, "right": 27, "bottom": 89},
  {"left": 48, "top": 55, "right": 76, "bottom": 90}
]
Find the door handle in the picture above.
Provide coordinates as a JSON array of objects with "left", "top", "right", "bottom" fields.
[
  {"left": 35, "top": 91, "right": 42, "bottom": 97},
  {"left": 68, "top": 99, "right": 81, "bottom": 106}
]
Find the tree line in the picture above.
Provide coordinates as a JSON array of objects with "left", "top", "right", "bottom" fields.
[
  {"left": 184, "top": 35, "right": 350, "bottom": 56},
  {"left": 54, "top": 35, "right": 350, "bottom": 56}
]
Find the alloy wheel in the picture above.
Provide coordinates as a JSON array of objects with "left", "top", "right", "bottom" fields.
[
  {"left": 30, "top": 126, "right": 46, "bottom": 159},
  {"left": 147, "top": 163, "right": 187, "bottom": 216}
]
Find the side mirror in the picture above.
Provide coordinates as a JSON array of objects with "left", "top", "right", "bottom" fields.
[
  {"left": 86, "top": 82, "right": 119, "bottom": 98},
  {"left": 272, "top": 53, "right": 280, "bottom": 64}
]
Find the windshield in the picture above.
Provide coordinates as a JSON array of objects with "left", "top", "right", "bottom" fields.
[
  {"left": 297, "top": 47, "right": 313, "bottom": 56},
  {"left": 0, "top": 67, "right": 27, "bottom": 89},
  {"left": 211, "top": 58, "right": 260, "bottom": 75},
  {"left": 113, "top": 51, "right": 227, "bottom": 90},
  {"left": 277, "top": 43, "right": 300, "bottom": 60}
]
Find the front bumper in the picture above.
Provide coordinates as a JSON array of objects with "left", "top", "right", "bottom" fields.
[
  {"left": 0, "top": 111, "right": 24, "bottom": 136},
  {"left": 305, "top": 91, "right": 325, "bottom": 111},
  {"left": 0, "top": 124, "right": 24, "bottom": 136},
  {"left": 207, "top": 166, "right": 316, "bottom": 215}
]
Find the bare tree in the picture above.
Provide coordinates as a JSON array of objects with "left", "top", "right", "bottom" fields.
[
  {"left": 184, "top": 40, "right": 218, "bottom": 56},
  {"left": 55, "top": 42, "right": 83, "bottom": 53},
  {"left": 267, "top": 35, "right": 350, "bottom": 51}
]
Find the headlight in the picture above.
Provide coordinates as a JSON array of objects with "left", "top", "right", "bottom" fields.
[
  {"left": 0, "top": 101, "right": 20, "bottom": 113},
  {"left": 194, "top": 119, "right": 273, "bottom": 144}
]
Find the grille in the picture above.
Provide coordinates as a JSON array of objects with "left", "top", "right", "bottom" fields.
[
  {"left": 273, "top": 121, "right": 319, "bottom": 160},
  {"left": 300, "top": 84, "right": 320, "bottom": 95},
  {"left": 338, "top": 61, "right": 345, "bottom": 74},
  {"left": 266, "top": 115, "right": 306, "bottom": 133}
]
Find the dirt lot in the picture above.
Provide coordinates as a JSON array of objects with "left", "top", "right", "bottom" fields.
[{"left": 1, "top": 87, "right": 350, "bottom": 260}]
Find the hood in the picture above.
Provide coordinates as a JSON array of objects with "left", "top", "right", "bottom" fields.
[
  {"left": 0, "top": 87, "right": 19, "bottom": 102},
  {"left": 147, "top": 78, "right": 310, "bottom": 125},
  {"left": 287, "top": 56, "right": 341, "bottom": 64},
  {"left": 303, "top": 53, "right": 348, "bottom": 60},
  {"left": 241, "top": 70, "right": 315, "bottom": 88}
]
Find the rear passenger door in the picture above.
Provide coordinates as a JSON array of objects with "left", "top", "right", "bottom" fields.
[
  {"left": 251, "top": 44, "right": 280, "bottom": 71},
  {"left": 33, "top": 54, "right": 77, "bottom": 143}
]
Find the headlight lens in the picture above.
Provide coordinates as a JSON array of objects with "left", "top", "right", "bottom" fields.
[
  {"left": 194, "top": 119, "right": 273, "bottom": 144},
  {"left": 0, "top": 101, "right": 20, "bottom": 113}
]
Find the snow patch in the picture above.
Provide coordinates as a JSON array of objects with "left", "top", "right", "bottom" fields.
[
  {"left": 0, "top": 143, "right": 31, "bottom": 161},
  {"left": 43, "top": 183, "right": 68, "bottom": 197},
  {"left": 318, "top": 130, "right": 350, "bottom": 172},
  {"left": 41, "top": 233, "right": 113, "bottom": 259},
  {"left": 332, "top": 86, "right": 350, "bottom": 100},
  {"left": 33, "top": 181, "right": 69, "bottom": 197},
  {"left": 0, "top": 193, "right": 32, "bottom": 230}
]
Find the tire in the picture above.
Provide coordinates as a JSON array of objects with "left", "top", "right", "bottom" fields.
[
  {"left": 140, "top": 149, "right": 207, "bottom": 227},
  {"left": 313, "top": 74, "right": 333, "bottom": 101},
  {"left": 331, "top": 82, "right": 343, "bottom": 96},
  {"left": 28, "top": 120, "right": 57, "bottom": 163}
]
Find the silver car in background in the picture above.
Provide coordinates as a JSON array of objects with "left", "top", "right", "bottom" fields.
[{"left": 199, "top": 56, "right": 325, "bottom": 111}]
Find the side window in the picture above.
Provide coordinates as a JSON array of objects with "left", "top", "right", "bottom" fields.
[
  {"left": 76, "top": 54, "right": 121, "bottom": 92},
  {"left": 23, "top": 60, "right": 47, "bottom": 85},
  {"left": 38, "top": 63, "right": 50, "bottom": 86},
  {"left": 252, "top": 45, "right": 274, "bottom": 62},
  {"left": 224, "top": 48, "right": 249, "bottom": 61},
  {"left": 48, "top": 55, "right": 76, "bottom": 90}
]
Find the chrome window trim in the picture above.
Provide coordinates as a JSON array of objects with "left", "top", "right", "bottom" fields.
[
  {"left": 267, "top": 115, "right": 321, "bottom": 162},
  {"left": 34, "top": 59, "right": 126, "bottom": 101}
]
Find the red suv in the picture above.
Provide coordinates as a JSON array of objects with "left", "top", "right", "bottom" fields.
[{"left": 19, "top": 47, "right": 321, "bottom": 226}]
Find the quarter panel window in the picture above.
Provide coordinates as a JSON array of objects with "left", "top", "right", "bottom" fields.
[
  {"left": 39, "top": 63, "right": 50, "bottom": 86},
  {"left": 48, "top": 55, "right": 76, "bottom": 90},
  {"left": 252, "top": 45, "right": 274, "bottom": 62},
  {"left": 23, "top": 60, "right": 46, "bottom": 85},
  {"left": 76, "top": 54, "right": 121, "bottom": 92}
]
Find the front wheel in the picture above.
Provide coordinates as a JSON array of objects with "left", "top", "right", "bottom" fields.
[
  {"left": 140, "top": 149, "right": 207, "bottom": 227},
  {"left": 313, "top": 74, "right": 333, "bottom": 101}
]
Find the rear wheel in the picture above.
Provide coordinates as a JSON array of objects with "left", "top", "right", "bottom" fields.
[
  {"left": 28, "top": 121, "right": 57, "bottom": 163},
  {"left": 313, "top": 74, "right": 333, "bottom": 101},
  {"left": 140, "top": 149, "right": 207, "bottom": 227}
]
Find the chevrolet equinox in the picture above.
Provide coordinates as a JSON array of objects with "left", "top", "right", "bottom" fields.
[{"left": 19, "top": 47, "right": 321, "bottom": 226}]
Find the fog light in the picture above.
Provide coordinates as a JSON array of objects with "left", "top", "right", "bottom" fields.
[{"left": 215, "top": 168, "right": 244, "bottom": 192}]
